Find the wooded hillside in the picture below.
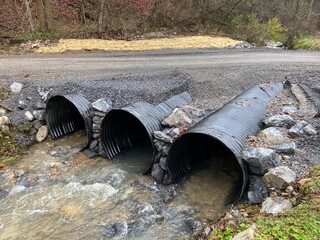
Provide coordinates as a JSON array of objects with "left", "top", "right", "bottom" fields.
[{"left": 1, "top": 0, "right": 319, "bottom": 48}]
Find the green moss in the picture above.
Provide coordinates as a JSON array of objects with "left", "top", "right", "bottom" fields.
[{"left": 0, "top": 129, "right": 19, "bottom": 157}]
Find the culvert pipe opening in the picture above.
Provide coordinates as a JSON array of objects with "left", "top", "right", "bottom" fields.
[
  {"left": 168, "top": 133, "right": 244, "bottom": 205},
  {"left": 101, "top": 109, "right": 154, "bottom": 174},
  {"left": 46, "top": 94, "right": 93, "bottom": 146},
  {"left": 100, "top": 92, "right": 192, "bottom": 174}
]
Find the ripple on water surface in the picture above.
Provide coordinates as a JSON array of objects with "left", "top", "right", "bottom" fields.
[{"left": 0, "top": 131, "right": 241, "bottom": 239}]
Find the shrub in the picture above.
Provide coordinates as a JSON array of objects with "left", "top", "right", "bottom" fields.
[{"left": 293, "top": 36, "right": 320, "bottom": 50}]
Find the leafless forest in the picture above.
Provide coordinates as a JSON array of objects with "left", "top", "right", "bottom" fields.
[{"left": 1, "top": 0, "right": 319, "bottom": 47}]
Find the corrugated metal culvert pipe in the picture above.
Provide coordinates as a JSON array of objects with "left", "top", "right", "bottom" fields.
[
  {"left": 167, "top": 83, "right": 283, "bottom": 203},
  {"left": 45, "top": 93, "right": 93, "bottom": 146},
  {"left": 100, "top": 92, "right": 192, "bottom": 173}
]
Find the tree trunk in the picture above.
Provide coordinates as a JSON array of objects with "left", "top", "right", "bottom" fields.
[
  {"left": 24, "top": 0, "right": 35, "bottom": 32},
  {"left": 37, "top": 0, "right": 52, "bottom": 31},
  {"left": 307, "top": 0, "right": 314, "bottom": 21},
  {"left": 98, "top": 0, "right": 106, "bottom": 37}
]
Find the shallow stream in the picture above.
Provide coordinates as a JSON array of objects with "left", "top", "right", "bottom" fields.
[{"left": 0, "top": 131, "right": 240, "bottom": 239}]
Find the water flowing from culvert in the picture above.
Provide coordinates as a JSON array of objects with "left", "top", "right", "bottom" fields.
[{"left": 0, "top": 133, "right": 235, "bottom": 239}]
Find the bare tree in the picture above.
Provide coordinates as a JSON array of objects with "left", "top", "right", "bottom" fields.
[
  {"left": 98, "top": 0, "right": 106, "bottom": 37},
  {"left": 24, "top": 0, "right": 35, "bottom": 32},
  {"left": 37, "top": 0, "right": 53, "bottom": 31}
]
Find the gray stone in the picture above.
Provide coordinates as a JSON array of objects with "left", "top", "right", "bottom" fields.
[
  {"left": 113, "top": 222, "right": 128, "bottom": 238},
  {"left": 151, "top": 163, "right": 164, "bottom": 183},
  {"left": 263, "top": 166, "right": 297, "bottom": 190},
  {"left": 143, "top": 182, "right": 160, "bottom": 192},
  {"left": 99, "top": 142, "right": 108, "bottom": 157},
  {"left": 33, "top": 110, "right": 46, "bottom": 121},
  {"left": 160, "top": 144, "right": 171, "bottom": 156},
  {"left": 288, "top": 121, "right": 308, "bottom": 138},
  {"left": 0, "top": 189, "right": 8, "bottom": 199},
  {"left": 302, "top": 124, "right": 317, "bottom": 136},
  {"left": 101, "top": 224, "right": 116, "bottom": 238},
  {"left": 264, "top": 114, "right": 295, "bottom": 128},
  {"left": 36, "top": 125, "right": 48, "bottom": 142},
  {"left": 32, "top": 101, "right": 45, "bottom": 110},
  {"left": 18, "top": 100, "right": 27, "bottom": 110},
  {"left": 92, "top": 98, "right": 112, "bottom": 113},
  {"left": 168, "top": 127, "right": 180, "bottom": 138},
  {"left": 32, "top": 120, "right": 44, "bottom": 130},
  {"left": 247, "top": 175, "right": 268, "bottom": 204},
  {"left": 190, "top": 108, "right": 206, "bottom": 117},
  {"left": 25, "top": 111, "right": 35, "bottom": 121},
  {"left": 153, "top": 131, "right": 173, "bottom": 143},
  {"left": 154, "top": 140, "right": 164, "bottom": 152},
  {"left": 93, "top": 133, "right": 100, "bottom": 138},
  {"left": 162, "top": 109, "right": 192, "bottom": 127},
  {"left": 93, "top": 116, "right": 103, "bottom": 124},
  {"left": 14, "top": 170, "right": 25, "bottom": 178},
  {"left": 261, "top": 197, "right": 293, "bottom": 215},
  {"left": 163, "top": 173, "right": 174, "bottom": 185},
  {"left": 10, "top": 82, "right": 23, "bottom": 93},
  {"left": 37, "top": 87, "right": 50, "bottom": 102},
  {"left": 282, "top": 106, "right": 298, "bottom": 114},
  {"left": 159, "top": 156, "right": 168, "bottom": 171},
  {"left": 242, "top": 147, "right": 280, "bottom": 175},
  {"left": 274, "top": 142, "right": 296, "bottom": 154},
  {"left": 259, "top": 127, "right": 284, "bottom": 142},
  {"left": 93, "top": 111, "right": 106, "bottom": 117},
  {"left": 93, "top": 123, "right": 100, "bottom": 130},
  {"left": 90, "top": 139, "right": 98, "bottom": 149}
]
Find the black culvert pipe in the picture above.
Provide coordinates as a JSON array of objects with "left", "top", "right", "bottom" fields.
[
  {"left": 46, "top": 93, "right": 93, "bottom": 146},
  {"left": 167, "top": 83, "right": 283, "bottom": 202},
  {"left": 100, "top": 92, "right": 192, "bottom": 173}
]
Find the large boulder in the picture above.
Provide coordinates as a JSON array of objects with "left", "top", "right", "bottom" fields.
[
  {"left": 263, "top": 166, "right": 297, "bottom": 190},
  {"left": 264, "top": 114, "right": 295, "bottom": 128},
  {"left": 242, "top": 148, "right": 280, "bottom": 175},
  {"left": 259, "top": 127, "right": 284, "bottom": 142},
  {"left": 162, "top": 109, "right": 192, "bottom": 127},
  {"left": 274, "top": 142, "right": 296, "bottom": 154}
]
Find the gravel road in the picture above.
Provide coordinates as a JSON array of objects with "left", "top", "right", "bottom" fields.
[{"left": 0, "top": 48, "right": 320, "bottom": 105}]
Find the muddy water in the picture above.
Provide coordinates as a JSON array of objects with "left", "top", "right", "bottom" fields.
[{"left": 0, "top": 132, "right": 240, "bottom": 239}]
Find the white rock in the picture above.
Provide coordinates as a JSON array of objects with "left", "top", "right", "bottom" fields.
[
  {"left": 25, "top": 111, "right": 35, "bottom": 121},
  {"left": 92, "top": 98, "right": 112, "bottom": 113},
  {"left": 10, "top": 82, "right": 23, "bottom": 93},
  {"left": 263, "top": 166, "right": 297, "bottom": 190},
  {"left": 36, "top": 126, "right": 48, "bottom": 142},
  {"left": 264, "top": 114, "right": 295, "bottom": 128},
  {"left": 0, "top": 108, "right": 6, "bottom": 116},
  {"left": 259, "top": 127, "right": 284, "bottom": 142},
  {"left": 232, "top": 224, "right": 256, "bottom": 240},
  {"left": 261, "top": 197, "right": 292, "bottom": 215},
  {"left": 162, "top": 110, "right": 192, "bottom": 127},
  {"left": 302, "top": 124, "right": 317, "bottom": 136},
  {"left": 0, "top": 116, "right": 10, "bottom": 125}
]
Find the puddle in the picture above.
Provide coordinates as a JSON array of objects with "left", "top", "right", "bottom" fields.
[{"left": 0, "top": 131, "right": 239, "bottom": 239}]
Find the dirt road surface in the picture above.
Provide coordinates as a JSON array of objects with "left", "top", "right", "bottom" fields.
[{"left": 0, "top": 48, "right": 319, "bottom": 102}]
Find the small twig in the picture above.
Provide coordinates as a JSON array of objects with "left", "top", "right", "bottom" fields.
[{"left": 0, "top": 103, "right": 12, "bottom": 112}]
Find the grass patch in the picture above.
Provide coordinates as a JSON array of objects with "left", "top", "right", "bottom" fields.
[
  {"left": 0, "top": 87, "right": 11, "bottom": 101},
  {"left": 0, "top": 129, "right": 19, "bottom": 157},
  {"left": 209, "top": 165, "right": 320, "bottom": 240},
  {"left": 293, "top": 36, "right": 320, "bottom": 50}
]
